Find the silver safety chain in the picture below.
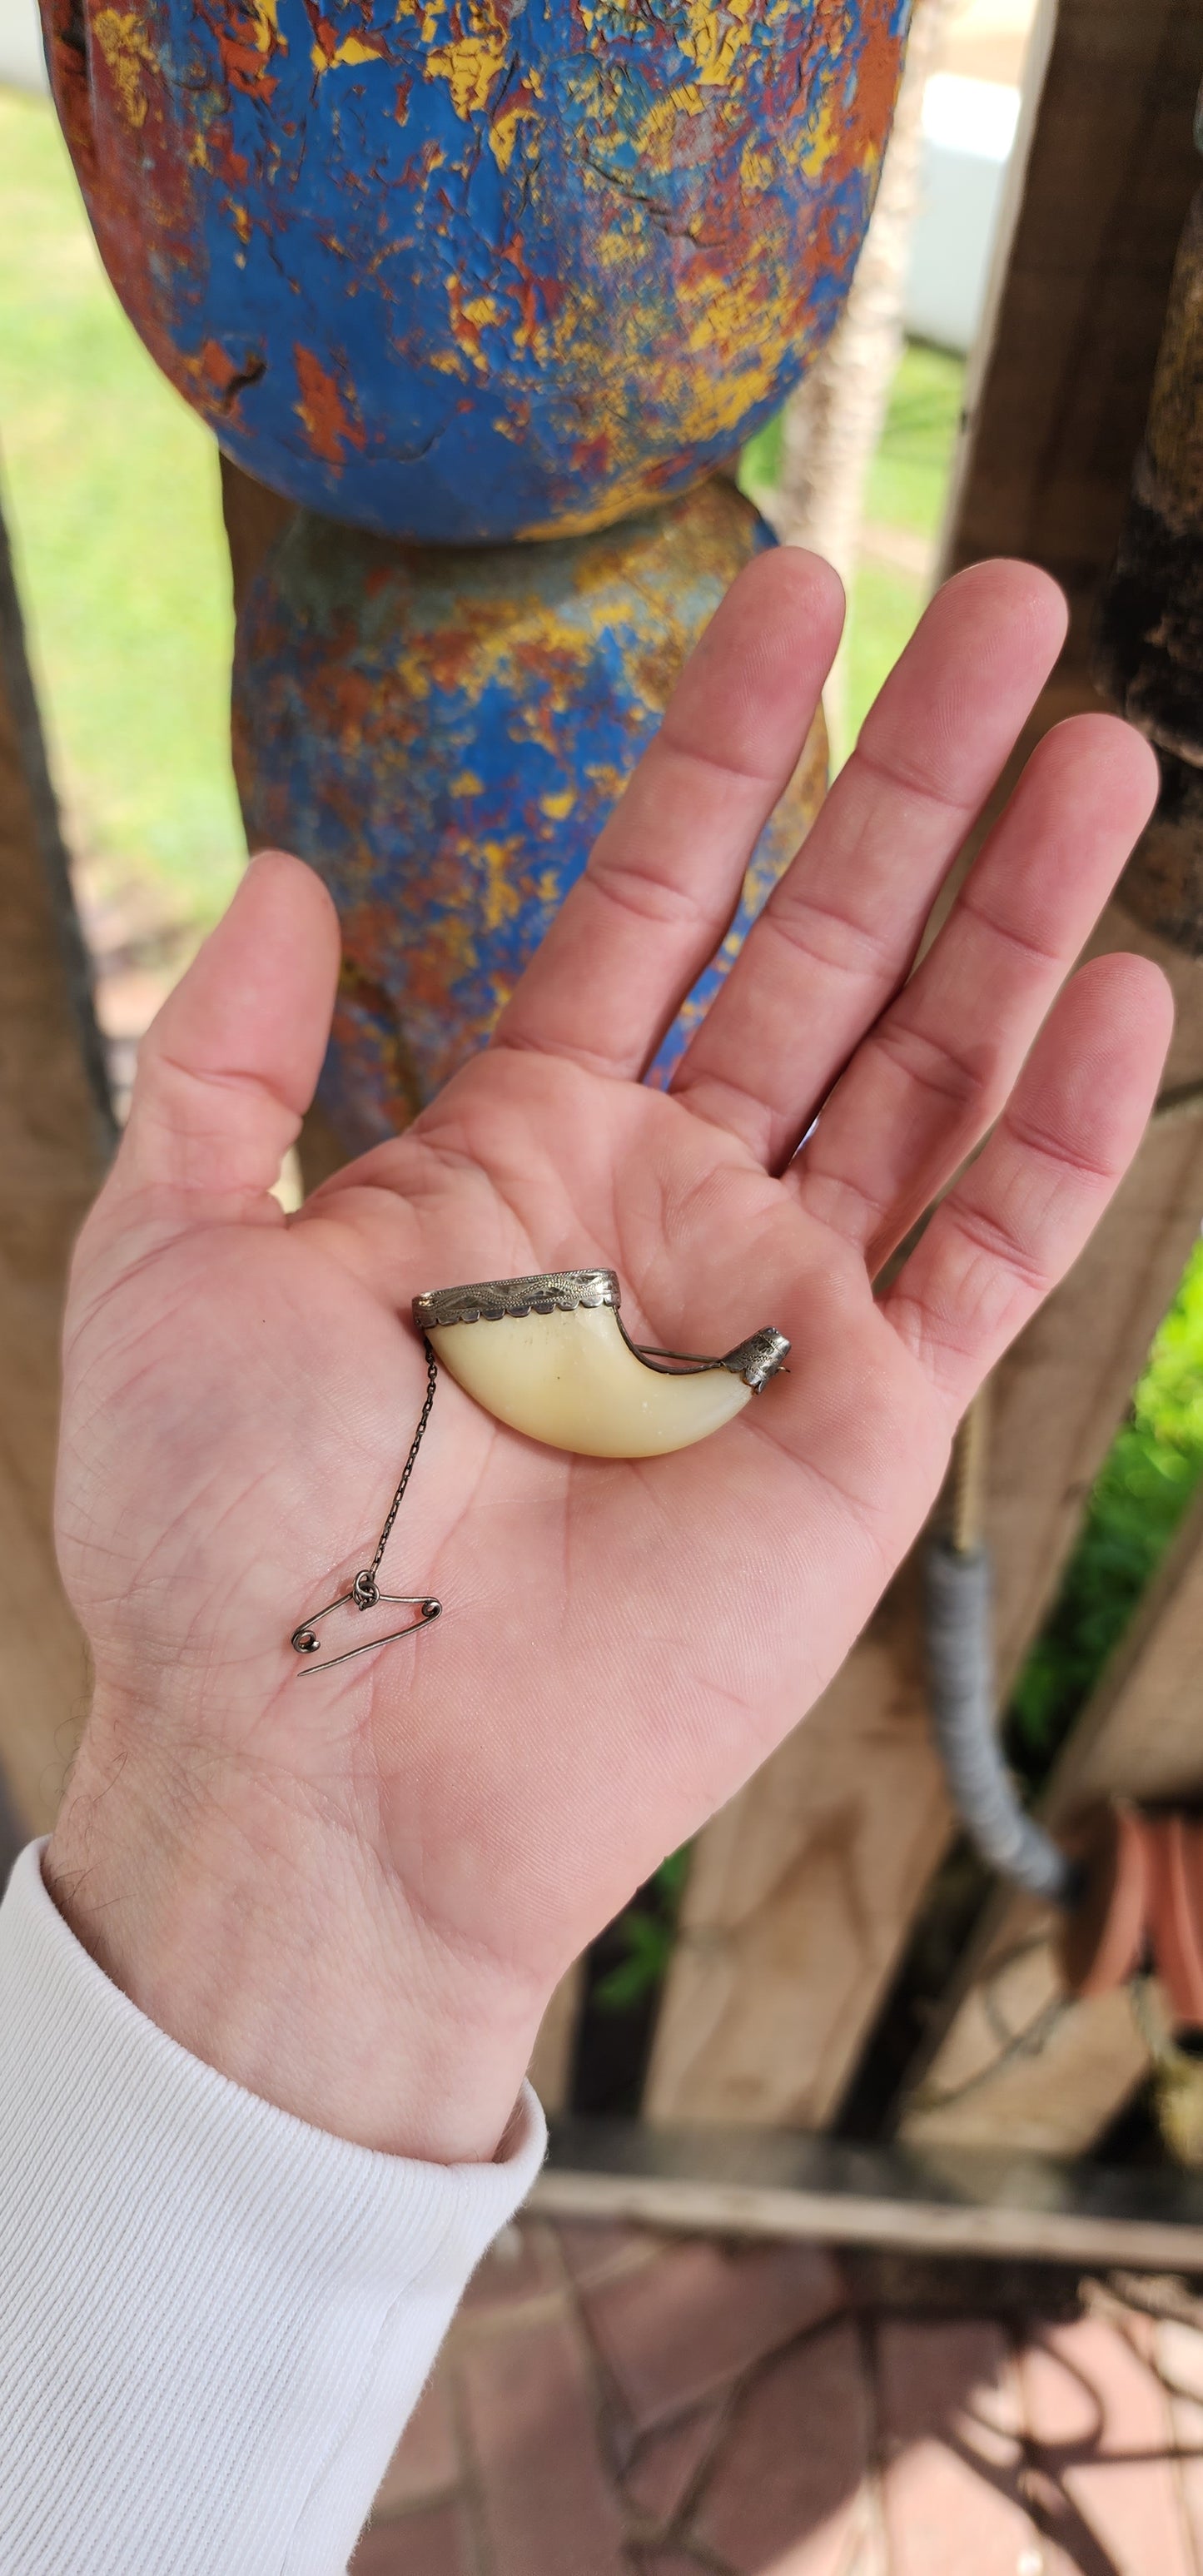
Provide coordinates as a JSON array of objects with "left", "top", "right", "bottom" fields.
[{"left": 289, "top": 1338, "right": 442, "bottom": 1675}]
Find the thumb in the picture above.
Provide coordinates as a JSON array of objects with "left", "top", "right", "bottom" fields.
[{"left": 113, "top": 851, "right": 340, "bottom": 1211}]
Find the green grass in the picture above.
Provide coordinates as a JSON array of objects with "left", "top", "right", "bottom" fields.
[
  {"left": 741, "top": 341, "right": 966, "bottom": 760},
  {"left": 861, "top": 340, "right": 964, "bottom": 542},
  {"left": 0, "top": 86, "right": 243, "bottom": 922},
  {"left": 843, "top": 558, "right": 925, "bottom": 751},
  {"left": 843, "top": 343, "right": 964, "bottom": 748}
]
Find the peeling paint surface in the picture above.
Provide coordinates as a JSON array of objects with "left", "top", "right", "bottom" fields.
[
  {"left": 232, "top": 480, "right": 827, "bottom": 1146},
  {"left": 44, "top": 0, "right": 910, "bottom": 540}
]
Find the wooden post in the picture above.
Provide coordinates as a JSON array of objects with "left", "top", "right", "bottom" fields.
[
  {"left": 644, "top": 1557, "right": 951, "bottom": 2129},
  {"left": 534, "top": 2111, "right": 1203, "bottom": 2269},
  {"left": 646, "top": 0, "right": 1203, "bottom": 2134},
  {"left": 902, "top": 1486, "right": 1203, "bottom": 2155},
  {"left": 0, "top": 486, "right": 112, "bottom": 1838}
]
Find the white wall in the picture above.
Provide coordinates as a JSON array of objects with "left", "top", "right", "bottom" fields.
[
  {"left": 904, "top": 73, "right": 1021, "bottom": 354},
  {"left": 0, "top": 0, "right": 48, "bottom": 92}
]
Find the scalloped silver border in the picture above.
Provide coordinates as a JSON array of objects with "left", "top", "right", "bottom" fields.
[{"left": 412, "top": 1268, "right": 619, "bottom": 1329}]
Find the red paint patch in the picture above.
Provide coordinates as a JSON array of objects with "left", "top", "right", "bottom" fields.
[
  {"left": 200, "top": 336, "right": 240, "bottom": 391},
  {"left": 293, "top": 345, "right": 365, "bottom": 465},
  {"left": 206, "top": 122, "right": 250, "bottom": 185},
  {"left": 201, "top": 0, "right": 285, "bottom": 101}
]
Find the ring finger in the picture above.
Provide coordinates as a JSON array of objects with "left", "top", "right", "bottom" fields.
[{"left": 789, "top": 712, "right": 1160, "bottom": 1270}]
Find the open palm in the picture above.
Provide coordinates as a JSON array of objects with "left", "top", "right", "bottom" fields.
[{"left": 49, "top": 551, "right": 1171, "bottom": 2159}]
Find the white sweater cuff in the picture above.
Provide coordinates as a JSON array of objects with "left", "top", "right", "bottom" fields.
[{"left": 0, "top": 1841, "right": 546, "bottom": 2575}]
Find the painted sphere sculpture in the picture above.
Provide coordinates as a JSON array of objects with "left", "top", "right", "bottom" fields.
[
  {"left": 233, "top": 479, "right": 827, "bottom": 1146},
  {"left": 43, "top": 0, "right": 907, "bottom": 541}
]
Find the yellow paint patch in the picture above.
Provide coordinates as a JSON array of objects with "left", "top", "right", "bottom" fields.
[
  {"left": 594, "top": 213, "right": 646, "bottom": 266},
  {"left": 426, "top": 27, "right": 507, "bottom": 118},
  {"left": 312, "top": 32, "right": 386, "bottom": 69},
  {"left": 740, "top": 142, "right": 776, "bottom": 193},
  {"left": 92, "top": 9, "right": 155, "bottom": 128},
  {"left": 451, "top": 770, "right": 484, "bottom": 795},
  {"left": 680, "top": 262, "right": 758, "bottom": 356},
  {"left": 478, "top": 840, "right": 524, "bottom": 932},
  {"left": 798, "top": 99, "right": 841, "bottom": 177},
  {"left": 679, "top": 0, "right": 751, "bottom": 87},
  {"left": 395, "top": 645, "right": 435, "bottom": 704},
  {"left": 644, "top": 80, "right": 708, "bottom": 135},
  {"left": 249, "top": 0, "right": 279, "bottom": 52},
  {"left": 231, "top": 201, "right": 251, "bottom": 241},
  {"left": 490, "top": 98, "right": 537, "bottom": 170},
  {"left": 447, "top": 278, "right": 491, "bottom": 370},
  {"left": 539, "top": 788, "right": 575, "bottom": 820}
]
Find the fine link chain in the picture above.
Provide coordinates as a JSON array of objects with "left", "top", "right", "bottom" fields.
[{"left": 359, "top": 1336, "right": 440, "bottom": 1604}]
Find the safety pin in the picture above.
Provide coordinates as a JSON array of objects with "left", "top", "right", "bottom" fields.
[{"left": 291, "top": 1568, "right": 443, "bottom": 1676}]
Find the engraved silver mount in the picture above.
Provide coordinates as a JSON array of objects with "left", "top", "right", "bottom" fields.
[
  {"left": 412, "top": 1268, "right": 790, "bottom": 1391},
  {"left": 413, "top": 1268, "right": 618, "bottom": 1327}
]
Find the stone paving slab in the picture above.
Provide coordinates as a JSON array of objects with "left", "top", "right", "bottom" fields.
[
  {"left": 352, "top": 2219, "right": 1203, "bottom": 2575},
  {"left": 694, "top": 2321, "right": 872, "bottom": 2575}
]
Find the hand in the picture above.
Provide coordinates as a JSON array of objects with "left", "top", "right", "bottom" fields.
[{"left": 47, "top": 554, "right": 1171, "bottom": 2161}]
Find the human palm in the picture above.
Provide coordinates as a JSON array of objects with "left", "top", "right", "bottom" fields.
[{"left": 49, "top": 553, "right": 1171, "bottom": 2159}]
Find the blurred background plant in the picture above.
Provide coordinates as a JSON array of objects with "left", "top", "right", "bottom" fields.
[{"left": 1009, "top": 1238, "right": 1203, "bottom": 1789}]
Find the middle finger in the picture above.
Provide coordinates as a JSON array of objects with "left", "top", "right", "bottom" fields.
[{"left": 670, "top": 559, "right": 1067, "bottom": 1165}]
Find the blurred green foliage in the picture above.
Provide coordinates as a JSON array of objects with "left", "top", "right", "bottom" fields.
[
  {"left": 0, "top": 87, "right": 242, "bottom": 919},
  {"left": 593, "top": 1846, "right": 691, "bottom": 2013},
  {"left": 1008, "top": 1236, "right": 1203, "bottom": 1780},
  {"left": 740, "top": 405, "right": 785, "bottom": 496}
]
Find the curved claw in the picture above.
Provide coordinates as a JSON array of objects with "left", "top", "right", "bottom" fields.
[{"left": 290, "top": 1586, "right": 442, "bottom": 1676}]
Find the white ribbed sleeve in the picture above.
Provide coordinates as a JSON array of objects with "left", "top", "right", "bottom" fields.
[{"left": 0, "top": 1842, "right": 546, "bottom": 2574}]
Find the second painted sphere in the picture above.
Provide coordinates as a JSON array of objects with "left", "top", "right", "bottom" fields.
[{"left": 232, "top": 477, "right": 827, "bottom": 1148}]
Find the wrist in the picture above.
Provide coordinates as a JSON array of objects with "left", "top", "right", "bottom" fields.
[{"left": 45, "top": 1707, "right": 546, "bottom": 2165}]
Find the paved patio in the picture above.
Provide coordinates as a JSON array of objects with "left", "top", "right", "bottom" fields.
[{"left": 351, "top": 2218, "right": 1203, "bottom": 2575}]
